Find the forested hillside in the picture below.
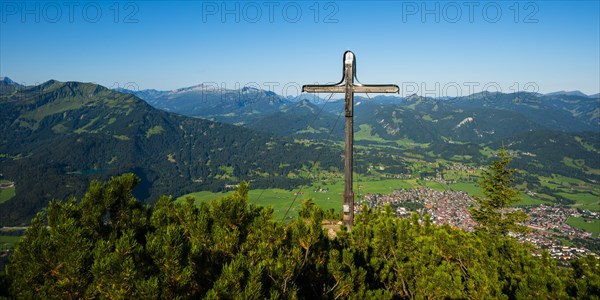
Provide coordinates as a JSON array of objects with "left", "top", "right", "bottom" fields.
[
  {"left": 0, "top": 81, "right": 342, "bottom": 225},
  {"left": 126, "top": 86, "right": 600, "bottom": 184}
]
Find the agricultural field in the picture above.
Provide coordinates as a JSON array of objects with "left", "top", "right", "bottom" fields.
[
  {"left": 178, "top": 188, "right": 337, "bottom": 221},
  {"left": 177, "top": 176, "right": 555, "bottom": 220},
  {"left": 178, "top": 149, "right": 597, "bottom": 236},
  {"left": 516, "top": 194, "right": 551, "bottom": 206},
  {"left": 558, "top": 192, "right": 600, "bottom": 211},
  {"left": 178, "top": 179, "right": 422, "bottom": 220},
  {"left": 447, "top": 182, "right": 483, "bottom": 197},
  {"left": 566, "top": 217, "right": 600, "bottom": 237},
  {"left": 538, "top": 174, "right": 600, "bottom": 211}
]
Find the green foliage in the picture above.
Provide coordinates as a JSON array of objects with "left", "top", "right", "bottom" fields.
[
  {"left": 4, "top": 174, "right": 595, "bottom": 298},
  {"left": 0, "top": 80, "right": 343, "bottom": 226},
  {"left": 566, "top": 255, "right": 600, "bottom": 299},
  {"left": 470, "top": 147, "right": 530, "bottom": 236},
  {"left": 3, "top": 80, "right": 599, "bottom": 227},
  {"left": 7, "top": 174, "right": 149, "bottom": 299}
]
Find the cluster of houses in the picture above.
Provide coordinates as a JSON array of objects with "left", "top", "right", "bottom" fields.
[{"left": 358, "top": 189, "right": 598, "bottom": 260}]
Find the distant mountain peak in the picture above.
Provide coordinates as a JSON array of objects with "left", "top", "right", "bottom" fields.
[
  {"left": 241, "top": 86, "right": 259, "bottom": 92},
  {"left": 406, "top": 93, "right": 420, "bottom": 101},
  {"left": 289, "top": 98, "right": 318, "bottom": 112},
  {"left": 290, "top": 93, "right": 332, "bottom": 104},
  {"left": 172, "top": 84, "right": 221, "bottom": 94},
  {"left": 0, "top": 76, "right": 14, "bottom": 83},
  {"left": 42, "top": 79, "right": 59, "bottom": 86},
  {"left": 406, "top": 93, "right": 435, "bottom": 102},
  {"left": 0, "top": 76, "right": 22, "bottom": 87},
  {"left": 545, "top": 90, "right": 588, "bottom": 97}
]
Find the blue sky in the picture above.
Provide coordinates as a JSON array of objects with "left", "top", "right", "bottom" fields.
[{"left": 1, "top": 1, "right": 599, "bottom": 97}]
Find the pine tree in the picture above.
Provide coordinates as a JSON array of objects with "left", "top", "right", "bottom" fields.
[
  {"left": 470, "top": 147, "right": 529, "bottom": 236},
  {"left": 6, "top": 172, "right": 594, "bottom": 298}
]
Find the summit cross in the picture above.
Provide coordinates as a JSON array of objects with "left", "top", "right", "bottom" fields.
[{"left": 302, "top": 51, "right": 399, "bottom": 230}]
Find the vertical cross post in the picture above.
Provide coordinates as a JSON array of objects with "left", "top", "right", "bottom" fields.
[{"left": 302, "top": 51, "right": 398, "bottom": 231}]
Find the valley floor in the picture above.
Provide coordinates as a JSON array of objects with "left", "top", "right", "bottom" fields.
[{"left": 178, "top": 175, "right": 600, "bottom": 262}]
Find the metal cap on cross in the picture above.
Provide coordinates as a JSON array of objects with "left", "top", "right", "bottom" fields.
[{"left": 302, "top": 51, "right": 399, "bottom": 231}]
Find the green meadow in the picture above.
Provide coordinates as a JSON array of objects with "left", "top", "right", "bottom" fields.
[
  {"left": 0, "top": 187, "right": 15, "bottom": 204},
  {"left": 0, "top": 235, "right": 21, "bottom": 250},
  {"left": 566, "top": 217, "right": 600, "bottom": 237},
  {"left": 178, "top": 179, "right": 419, "bottom": 220},
  {"left": 558, "top": 192, "right": 600, "bottom": 211},
  {"left": 177, "top": 178, "right": 554, "bottom": 220}
]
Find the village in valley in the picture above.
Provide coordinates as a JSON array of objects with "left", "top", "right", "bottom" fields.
[
  {"left": 189, "top": 154, "right": 600, "bottom": 264},
  {"left": 356, "top": 186, "right": 599, "bottom": 262}
]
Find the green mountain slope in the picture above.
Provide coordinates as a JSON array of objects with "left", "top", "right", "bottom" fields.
[
  {"left": 0, "top": 81, "right": 342, "bottom": 225},
  {"left": 247, "top": 99, "right": 344, "bottom": 139},
  {"left": 491, "top": 130, "right": 600, "bottom": 179},
  {"left": 452, "top": 92, "right": 599, "bottom": 132},
  {"left": 170, "top": 92, "right": 598, "bottom": 183},
  {"left": 352, "top": 99, "right": 546, "bottom": 144}
]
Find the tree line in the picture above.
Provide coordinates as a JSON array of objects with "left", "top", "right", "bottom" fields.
[{"left": 1, "top": 173, "right": 598, "bottom": 299}]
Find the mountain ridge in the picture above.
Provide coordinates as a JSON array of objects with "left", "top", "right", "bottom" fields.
[
  {"left": 0, "top": 80, "right": 342, "bottom": 226},
  {"left": 120, "top": 84, "right": 599, "bottom": 133}
]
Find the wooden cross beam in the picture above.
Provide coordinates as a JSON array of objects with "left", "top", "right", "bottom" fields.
[{"left": 302, "top": 51, "right": 399, "bottom": 231}]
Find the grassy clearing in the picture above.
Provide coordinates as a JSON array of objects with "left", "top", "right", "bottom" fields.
[
  {"left": 448, "top": 182, "right": 483, "bottom": 197},
  {"left": 179, "top": 176, "right": 558, "bottom": 220},
  {"left": 551, "top": 174, "right": 587, "bottom": 186},
  {"left": 557, "top": 192, "right": 599, "bottom": 204},
  {"left": 21, "top": 96, "right": 92, "bottom": 129},
  {"left": 355, "top": 124, "right": 385, "bottom": 143},
  {"left": 297, "top": 126, "right": 323, "bottom": 134},
  {"left": 539, "top": 178, "right": 562, "bottom": 190},
  {"left": 566, "top": 217, "right": 600, "bottom": 237},
  {"left": 0, "top": 235, "right": 21, "bottom": 250},
  {"left": 517, "top": 194, "right": 551, "bottom": 206},
  {"left": 448, "top": 181, "right": 548, "bottom": 206},
  {"left": 178, "top": 188, "right": 338, "bottom": 221},
  {"left": 146, "top": 125, "right": 165, "bottom": 138},
  {"left": 74, "top": 115, "right": 102, "bottom": 134},
  {"left": 178, "top": 167, "right": 595, "bottom": 219},
  {"left": 418, "top": 180, "right": 447, "bottom": 191},
  {"left": 178, "top": 178, "right": 499, "bottom": 220},
  {"left": 178, "top": 179, "right": 426, "bottom": 220},
  {"left": 537, "top": 174, "right": 599, "bottom": 210},
  {"left": 558, "top": 192, "right": 600, "bottom": 211},
  {"left": 562, "top": 157, "right": 585, "bottom": 169},
  {"left": 562, "top": 157, "right": 600, "bottom": 175},
  {"left": 575, "top": 136, "right": 597, "bottom": 152},
  {"left": 0, "top": 187, "right": 15, "bottom": 204},
  {"left": 540, "top": 174, "right": 599, "bottom": 194}
]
